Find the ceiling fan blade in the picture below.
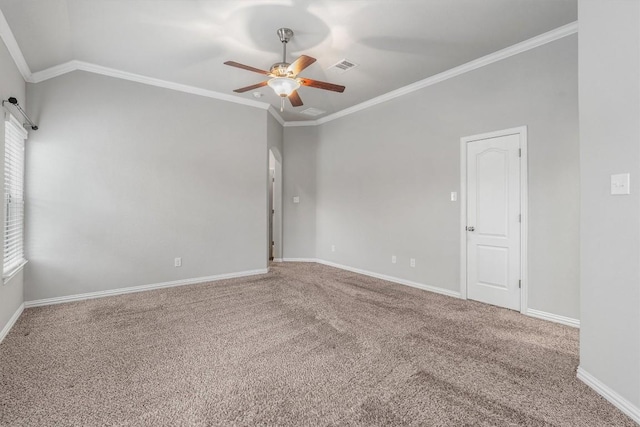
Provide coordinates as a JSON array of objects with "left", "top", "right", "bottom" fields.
[
  {"left": 287, "top": 55, "right": 317, "bottom": 76},
  {"left": 224, "top": 61, "right": 270, "bottom": 75},
  {"left": 289, "top": 90, "right": 303, "bottom": 107},
  {"left": 233, "top": 81, "right": 268, "bottom": 93},
  {"left": 298, "top": 78, "right": 345, "bottom": 93}
]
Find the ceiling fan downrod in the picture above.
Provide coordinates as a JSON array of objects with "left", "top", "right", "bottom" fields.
[{"left": 276, "top": 28, "right": 294, "bottom": 64}]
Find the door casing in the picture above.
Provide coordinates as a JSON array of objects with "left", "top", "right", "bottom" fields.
[
  {"left": 268, "top": 148, "right": 283, "bottom": 262},
  {"left": 460, "top": 126, "right": 528, "bottom": 314}
]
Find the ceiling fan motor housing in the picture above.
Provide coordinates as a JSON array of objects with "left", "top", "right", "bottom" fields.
[{"left": 270, "top": 62, "right": 293, "bottom": 77}]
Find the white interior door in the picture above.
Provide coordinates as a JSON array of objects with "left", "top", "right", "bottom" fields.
[{"left": 466, "top": 133, "right": 521, "bottom": 311}]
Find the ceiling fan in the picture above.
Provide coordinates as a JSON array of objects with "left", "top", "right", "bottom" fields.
[{"left": 224, "top": 28, "right": 346, "bottom": 112}]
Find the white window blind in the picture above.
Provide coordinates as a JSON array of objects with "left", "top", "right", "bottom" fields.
[{"left": 4, "top": 113, "right": 27, "bottom": 278}]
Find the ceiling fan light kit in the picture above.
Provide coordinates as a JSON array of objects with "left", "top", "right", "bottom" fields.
[
  {"left": 268, "top": 77, "right": 300, "bottom": 97},
  {"left": 224, "top": 28, "right": 345, "bottom": 113}
]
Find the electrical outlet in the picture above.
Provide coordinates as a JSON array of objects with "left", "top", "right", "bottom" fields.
[
  {"left": 174, "top": 257, "right": 182, "bottom": 267},
  {"left": 391, "top": 255, "right": 397, "bottom": 264},
  {"left": 410, "top": 258, "right": 416, "bottom": 268},
  {"left": 331, "top": 245, "right": 336, "bottom": 252}
]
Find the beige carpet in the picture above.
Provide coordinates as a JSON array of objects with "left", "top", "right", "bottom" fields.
[{"left": 0, "top": 262, "right": 635, "bottom": 426}]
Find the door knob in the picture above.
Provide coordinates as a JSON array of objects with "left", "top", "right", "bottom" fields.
[{"left": 466, "top": 226, "right": 475, "bottom": 232}]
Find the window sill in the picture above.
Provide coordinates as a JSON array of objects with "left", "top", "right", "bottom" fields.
[{"left": 3, "top": 259, "right": 28, "bottom": 285}]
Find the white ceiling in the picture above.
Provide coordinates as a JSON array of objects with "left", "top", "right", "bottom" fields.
[{"left": 0, "top": 0, "right": 577, "bottom": 122}]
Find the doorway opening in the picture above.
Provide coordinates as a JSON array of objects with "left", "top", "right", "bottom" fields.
[
  {"left": 269, "top": 149, "right": 283, "bottom": 262},
  {"left": 460, "top": 127, "right": 528, "bottom": 313}
]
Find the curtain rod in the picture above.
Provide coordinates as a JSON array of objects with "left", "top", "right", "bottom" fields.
[{"left": 2, "top": 97, "right": 38, "bottom": 131}]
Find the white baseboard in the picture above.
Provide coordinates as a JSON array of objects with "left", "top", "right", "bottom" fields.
[
  {"left": 272, "top": 258, "right": 283, "bottom": 263},
  {"left": 24, "top": 268, "right": 269, "bottom": 308},
  {"left": 282, "top": 259, "right": 579, "bottom": 325},
  {"left": 525, "top": 308, "right": 580, "bottom": 328},
  {"left": 577, "top": 366, "right": 640, "bottom": 424},
  {"left": 0, "top": 303, "right": 24, "bottom": 344},
  {"left": 315, "top": 259, "right": 462, "bottom": 299}
]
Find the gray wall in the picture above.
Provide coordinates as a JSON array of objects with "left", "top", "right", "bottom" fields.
[
  {"left": 0, "top": 37, "right": 26, "bottom": 333},
  {"left": 579, "top": 0, "right": 640, "bottom": 407},
  {"left": 267, "top": 113, "right": 283, "bottom": 159},
  {"left": 25, "top": 71, "right": 269, "bottom": 301},
  {"left": 283, "top": 126, "right": 317, "bottom": 259},
  {"left": 313, "top": 36, "right": 579, "bottom": 319}
]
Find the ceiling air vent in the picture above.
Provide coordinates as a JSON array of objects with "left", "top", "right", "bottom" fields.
[
  {"left": 328, "top": 59, "right": 358, "bottom": 74},
  {"left": 300, "top": 108, "right": 326, "bottom": 117}
]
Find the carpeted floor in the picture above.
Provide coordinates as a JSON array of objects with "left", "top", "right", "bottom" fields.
[{"left": 0, "top": 262, "right": 635, "bottom": 426}]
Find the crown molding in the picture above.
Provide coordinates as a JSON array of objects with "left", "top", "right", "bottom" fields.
[
  {"left": 28, "top": 60, "right": 77, "bottom": 83},
  {"left": 0, "top": 8, "right": 32, "bottom": 81},
  {"left": 283, "top": 20, "right": 578, "bottom": 128},
  {"left": 30, "top": 60, "right": 274, "bottom": 110},
  {"left": 284, "top": 120, "right": 319, "bottom": 128},
  {"left": 30, "top": 60, "right": 288, "bottom": 122},
  {"left": 267, "top": 106, "right": 285, "bottom": 126},
  {"left": 4, "top": 16, "right": 576, "bottom": 128}
]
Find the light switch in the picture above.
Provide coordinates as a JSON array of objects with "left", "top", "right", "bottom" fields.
[
  {"left": 450, "top": 192, "right": 457, "bottom": 202},
  {"left": 611, "top": 173, "right": 630, "bottom": 195},
  {"left": 293, "top": 196, "right": 300, "bottom": 203}
]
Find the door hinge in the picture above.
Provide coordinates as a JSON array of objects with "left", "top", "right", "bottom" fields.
[
  {"left": 518, "top": 148, "right": 522, "bottom": 157},
  {"left": 519, "top": 279, "right": 521, "bottom": 289},
  {"left": 518, "top": 214, "right": 521, "bottom": 223}
]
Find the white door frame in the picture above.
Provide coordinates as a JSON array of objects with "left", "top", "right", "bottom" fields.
[
  {"left": 268, "top": 148, "right": 283, "bottom": 262},
  {"left": 459, "top": 126, "right": 528, "bottom": 313}
]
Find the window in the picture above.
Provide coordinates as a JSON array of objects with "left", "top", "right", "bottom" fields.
[{"left": 3, "top": 113, "right": 27, "bottom": 280}]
